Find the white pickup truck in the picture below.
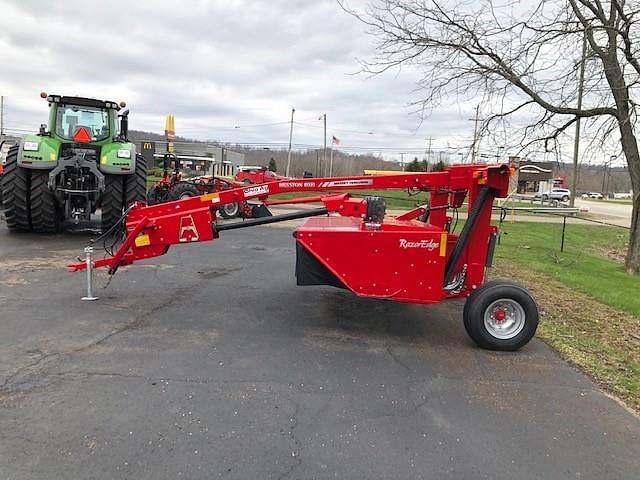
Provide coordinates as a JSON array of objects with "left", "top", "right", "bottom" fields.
[{"left": 537, "top": 188, "right": 572, "bottom": 202}]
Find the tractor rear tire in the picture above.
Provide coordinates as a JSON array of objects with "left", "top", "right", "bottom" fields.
[
  {"left": 125, "top": 154, "right": 147, "bottom": 207},
  {"left": 1, "top": 146, "right": 31, "bottom": 231},
  {"left": 168, "top": 183, "right": 200, "bottom": 201},
  {"left": 101, "top": 155, "right": 147, "bottom": 233},
  {"left": 463, "top": 280, "right": 539, "bottom": 351},
  {"left": 101, "top": 175, "right": 126, "bottom": 233},
  {"left": 29, "top": 170, "right": 60, "bottom": 233}
]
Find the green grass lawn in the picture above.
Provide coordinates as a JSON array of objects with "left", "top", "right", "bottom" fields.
[
  {"left": 493, "top": 221, "right": 639, "bottom": 411},
  {"left": 495, "top": 222, "right": 638, "bottom": 315}
]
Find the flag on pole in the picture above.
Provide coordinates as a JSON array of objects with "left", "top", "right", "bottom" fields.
[{"left": 332, "top": 135, "right": 340, "bottom": 145}]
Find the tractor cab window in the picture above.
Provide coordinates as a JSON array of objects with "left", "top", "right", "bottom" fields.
[{"left": 55, "top": 104, "right": 110, "bottom": 141}]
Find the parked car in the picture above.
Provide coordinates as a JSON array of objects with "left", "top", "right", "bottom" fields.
[
  {"left": 540, "top": 188, "right": 572, "bottom": 202},
  {"left": 581, "top": 192, "right": 604, "bottom": 199},
  {"left": 235, "top": 166, "right": 288, "bottom": 184},
  {"left": 613, "top": 191, "right": 633, "bottom": 199}
]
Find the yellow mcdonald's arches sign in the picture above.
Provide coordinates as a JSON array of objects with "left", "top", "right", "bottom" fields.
[
  {"left": 165, "top": 114, "right": 176, "bottom": 141},
  {"left": 143, "top": 142, "right": 153, "bottom": 150}
]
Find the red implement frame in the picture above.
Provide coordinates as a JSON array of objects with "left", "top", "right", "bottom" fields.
[{"left": 69, "top": 164, "right": 511, "bottom": 304}]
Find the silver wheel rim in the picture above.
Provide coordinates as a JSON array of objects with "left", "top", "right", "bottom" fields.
[
  {"left": 223, "top": 203, "right": 239, "bottom": 216},
  {"left": 483, "top": 298, "right": 526, "bottom": 340}
]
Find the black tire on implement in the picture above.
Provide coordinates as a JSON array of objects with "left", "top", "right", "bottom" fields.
[
  {"left": 463, "top": 279, "right": 539, "bottom": 351},
  {"left": 1, "top": 146, "right": 31, "bottom": 231},
  {"left": 218, "top": 201, "right": 242, "bottom": 219},
  {"left": 147, "top": 185, "right": 164, "bottom": 205},
  {"left": 167, "top": 183, "right": 200, "bottom": 201},
  {"left": 29, "top": 170, "right": 60, "bottom": 233}
]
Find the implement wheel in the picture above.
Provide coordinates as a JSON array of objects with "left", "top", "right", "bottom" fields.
[
  {"left": 1, "top": 146, "right": 31, "bottom": 231},
  {"left": 463, "top": 280, "right": 539, "bottom": 351},
  {"left": 219, "top": 202, "right": 241, "bottom": 219}
]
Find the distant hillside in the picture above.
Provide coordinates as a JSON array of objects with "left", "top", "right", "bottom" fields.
[
  {"left": 128, "top": 129, "right": 402, "bottom": 177},
  {"left": 127, "top": 130, "right": 633, "bottom": 191},
  {"left": 128, "top": 129, "right": 196, "bottom": 144}
]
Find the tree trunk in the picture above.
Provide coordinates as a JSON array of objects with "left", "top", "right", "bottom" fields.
[
  {"left": 625, "top": 156, "right": 640, "bottom": 273},
  {"left": 601, "top": 50, "right": 640, "bottom": 273},
  {"left": 616, "top": 119, "right": 640, "bottom": 273}
]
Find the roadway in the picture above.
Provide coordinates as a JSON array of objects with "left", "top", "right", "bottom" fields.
[{"left": 575, "top": 198, "right": 633, "bottom": 227}]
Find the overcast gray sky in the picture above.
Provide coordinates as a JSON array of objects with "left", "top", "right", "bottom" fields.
[{"left": 0, "top": 0, "right": 510, "bottom": 161}]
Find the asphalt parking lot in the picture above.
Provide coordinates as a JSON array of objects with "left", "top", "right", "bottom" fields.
[{"left": 0, "top": 217, "right": 639, "bottom": 479}]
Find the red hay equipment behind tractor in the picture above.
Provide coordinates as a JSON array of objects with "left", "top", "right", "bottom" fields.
[
  {"left": 147, "top": 153, "right": 250, "bottom": 219},
  {"left": 70, "top": 163, "right": 539, "bottom": 351}
]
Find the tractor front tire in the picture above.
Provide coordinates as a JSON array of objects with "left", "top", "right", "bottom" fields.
[
  {"left": 29, "top": 170, "right": 60, "bottom": 233},
  {"left": 463, "top": 280, "right": 539, "bottom": 351},
  {"left": 168, "top": 183, "right": 200, "bottom": 201},
  {"left": 1, "top": 146, "right": 31, "bottom": 231}
]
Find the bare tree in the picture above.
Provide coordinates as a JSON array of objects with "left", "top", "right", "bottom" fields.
[{"left": 345, "top": 0, "right": 640, "bottom": 273}]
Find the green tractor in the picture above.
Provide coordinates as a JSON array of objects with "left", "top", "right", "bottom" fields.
[{"left": 0, "top": 93, "right": 146, "bottom": 233}]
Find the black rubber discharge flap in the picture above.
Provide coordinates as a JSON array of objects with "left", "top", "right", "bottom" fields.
[{"left": 295, "top": 242, "right": 347, "bottom": 290}]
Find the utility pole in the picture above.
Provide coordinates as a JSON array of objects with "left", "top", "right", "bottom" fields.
[
  {"left": 427, "top": 137, "right": 432, "bottom": 169},
  {"left": 470, "top": 104, "right": 480, "bottom": 163},
  {"left": 603, "top": 155, "right": 616, "bottom": 197},
  {"left": 286, "top": 107, "right": 295, "bottom": 177},
  {"left": 571, "top": 33, "right": 587, "bottom": 207},
  {"left": 320, "top": 114, "right": 327, "bottom": 176},
  {"left": 400, "top": 152, "right": 405, "bottom": 171},
  {"left": 0, "top": 96, "right": 4, "bottom": 137},
  {"left": 329, "top": 143, "right": 334, "bottom": 177}
]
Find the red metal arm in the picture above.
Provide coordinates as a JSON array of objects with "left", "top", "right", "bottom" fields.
[{"left": 68, "top": 164, "right": 510, "bottom": 273}]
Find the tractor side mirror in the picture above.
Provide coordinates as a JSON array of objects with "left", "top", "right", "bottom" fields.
[{"left": 119, "top": 108, "right": 130, "bottom": 141}]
